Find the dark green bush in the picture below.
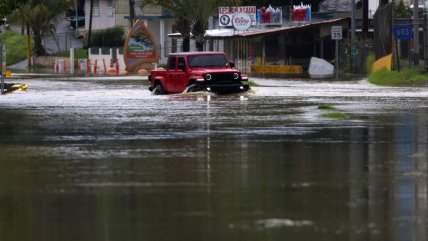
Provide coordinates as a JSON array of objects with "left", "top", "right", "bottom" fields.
[{"left": 88, "top": 26, "right": 125, "bottom": 47}]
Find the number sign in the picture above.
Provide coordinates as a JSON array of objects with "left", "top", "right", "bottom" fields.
[
  {"left": 393, "top": 25, "right": 412, "bottom": 40},
  {"left": 331, "top": 26, "right": 342, "bottom": 40}
]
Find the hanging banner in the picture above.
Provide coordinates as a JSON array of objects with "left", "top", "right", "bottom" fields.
[
  {"left": 123, "top": 19, "right": 159, "bottom": 72},
  {"left": 218, "top": 6, "right": 283, "bottom": 27},
  {"left": 219, "top": 6, "right": 256, "bottom": 27},
  {"left": 258, "top": 6, "right": 283, "bottom": 25}
]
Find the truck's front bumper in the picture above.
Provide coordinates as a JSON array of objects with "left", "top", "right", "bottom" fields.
[{"left": 194, "top": 83, "right": 250, "bottom": 94}]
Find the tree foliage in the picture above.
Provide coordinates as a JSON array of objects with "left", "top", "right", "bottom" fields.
[
  {"left": 90, "top": 26, "right": 125, "bottom": 47},
  {"left": 0, "top": 0, "right": 28, "bottom": 18},
  {"left": 395, "top": 0, "right": 410, "bottom": 18},
  {"left": 142, "top": 0, "right": 240, "bottom": 52},
  {"left": 8, "top": 0, "right": 68, "bottom": 56}
]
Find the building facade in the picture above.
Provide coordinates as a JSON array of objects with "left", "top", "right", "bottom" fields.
[{"left": 83, "top": 0, "right": 179, "bottom": 64}]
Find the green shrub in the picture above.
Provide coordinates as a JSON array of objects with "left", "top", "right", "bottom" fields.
[
  {"left": 368, "top": 68, "right": 428, "bottom": 86},
  {"left": 87, "top": 26, "right": 125, "bottom": 47},
  {"left": 365, "top": 52, "right": 375, "bottom": 75},
  {"left": 0, "top": 30, "right": 33, "bottom": 65}
]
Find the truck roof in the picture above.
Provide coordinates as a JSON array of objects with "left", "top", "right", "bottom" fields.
[{"left": 169, "top": 51, "right": 226, "bottom": 56}]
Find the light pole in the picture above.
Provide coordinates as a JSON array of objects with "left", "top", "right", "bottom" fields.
[
  {"left": 413, "top": 0, "right": 419, "bottom": 66},
  {"left": 129, "top": 0, "right": 135, "bottom": 28},
  {"left": 87, "top": 0, "right": 94, "bottom": 49},
  {"left": 351, "top": 0, "right": 356, "bottom": 42}
]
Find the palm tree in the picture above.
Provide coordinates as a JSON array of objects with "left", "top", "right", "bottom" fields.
[
  {"left": 142, "top": 0, "right": 239, "bottom": 52},
  {"left": 9, "top": 0, "right": 67, "bottom": 56},
  {"left": 0, "top": 0, "right": 28, "bottom": 18},
  {"left": 175, "top": 16, "right": 192, "bottom": 52}
]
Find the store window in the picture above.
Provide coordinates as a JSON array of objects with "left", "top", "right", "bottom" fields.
[
  {"left": 107, "top": 0, "right": 114, "bottom": 17},
  {"left": 91, "top": 0, "right": 99, "bottom": 17}
]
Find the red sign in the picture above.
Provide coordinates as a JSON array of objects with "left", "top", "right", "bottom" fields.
[{"left": 218, "top": 6, "right": 256, "bottom": 27}]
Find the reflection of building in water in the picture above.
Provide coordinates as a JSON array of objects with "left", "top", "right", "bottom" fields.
[{"left": 349, "top": 113, "right": 428, "bottom": 241}]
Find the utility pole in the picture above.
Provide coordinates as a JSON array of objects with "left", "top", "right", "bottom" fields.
[
  {"left": 87, "top": 0, "right": 94, "bottom": 49},
  {"left": 351, "top": 0, "right": 356, "bottom": 74},
  {"left": 362, "top": 0, "right": 368, "bottom": 39},
  {"left": 351, "top": 0, "right": 356, "bottom": 41},
  {"left": 129, "top": 0, "right": 135, "bottom": 28},
  {"left": 413, "top": 0, "right": 420, "bottom": 66},
  {"left": 26, "top": 23, "right": 31, "bottom": 68}
]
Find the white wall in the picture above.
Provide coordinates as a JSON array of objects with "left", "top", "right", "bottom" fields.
[
  {"left": 369, "top": 0, "right": 380, "bottom": 18},
  {"left": 85, "top": 0, "right": 115, "bottom": 31}
]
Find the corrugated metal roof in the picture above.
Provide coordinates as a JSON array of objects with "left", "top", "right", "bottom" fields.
[{"left": 206, "top": 17, "right": 350, "bottom": 38}]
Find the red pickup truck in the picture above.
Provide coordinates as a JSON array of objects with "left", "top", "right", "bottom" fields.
[{"left": 149, "top": 52, "right": 250, "bottom": 95}]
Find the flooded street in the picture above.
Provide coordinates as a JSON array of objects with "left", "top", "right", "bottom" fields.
[{"left": 1, "top": 76, "right": 428, "bottom": 241}]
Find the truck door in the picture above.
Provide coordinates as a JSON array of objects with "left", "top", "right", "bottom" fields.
[
  {"left": 166, "top": 56, "right": 177, "bottom": 92},
  {"left": 174, "top": 57, "right": 188, "bottom": 93}
]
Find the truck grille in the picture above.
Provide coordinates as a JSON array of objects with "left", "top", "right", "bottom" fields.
[{"left": 207, "top": 72, "right": 237, "bottom": 83}]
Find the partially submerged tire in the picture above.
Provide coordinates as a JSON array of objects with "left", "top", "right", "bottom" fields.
[
  {"left": 152, "top": 84, "right": 164, "bottom": 95},
  {"left": 185, "top": 84, "right": 199, "bottom": 93}
]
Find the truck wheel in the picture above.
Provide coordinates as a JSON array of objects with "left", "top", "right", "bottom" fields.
[
  {"left": 185, "top": 84, "right": 197, "bottom": 93},
  {"left": 152, "top": 84, "right": 164, "bottom": 95}
]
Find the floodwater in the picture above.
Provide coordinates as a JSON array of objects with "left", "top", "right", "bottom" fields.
[{"left": 1, "top": 75, "right": 428, "bottom": 241}]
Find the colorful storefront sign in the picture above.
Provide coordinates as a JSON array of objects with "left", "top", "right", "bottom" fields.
[
  {"left": 123, "top": 19, "right": 159, "bottom": 72},
  {"left": 219, "top": 6, "right": 283, "bottom": 28},
  {"left": 292, "top": 4, "right": 311, "bottom": 22},
  {"left": 257, "top": 6, "right": 282, "bottom": 25},
  {"left": 233, "top": 12, "right": 252, "bottom": 31},
  {"left": 219, "top": 6, "right": 257, "bottom": 27}
]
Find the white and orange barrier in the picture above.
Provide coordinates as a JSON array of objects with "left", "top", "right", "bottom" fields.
[{"left": 54, "top": 59, "right": 67, "bottom": 73}]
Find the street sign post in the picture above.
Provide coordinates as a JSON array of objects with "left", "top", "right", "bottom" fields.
[
  {"left": 331, "top": 26, "right": 342, "bottom": 80},
  {"left": 392, "top": 25, "right": 412, "bottom": 40},
  {"left": 331, "top": 26, "right": 343, "bottom": 40},
  {"left": 392, "top": 25, "right": 412, "bottom": 71}
]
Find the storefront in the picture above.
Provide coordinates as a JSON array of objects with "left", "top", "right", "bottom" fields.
[{"left": 208, "top": 7, "right": 349, "bottom": 75}]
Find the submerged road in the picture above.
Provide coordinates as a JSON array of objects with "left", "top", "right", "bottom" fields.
[{"left": 1, "top": 76, "right": 428, "bottom": 241}]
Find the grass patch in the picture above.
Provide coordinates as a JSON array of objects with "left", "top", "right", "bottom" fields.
[
  {"left": 52, "top": 49, "right": 87, "bottom": 59},
  {"left": 0, "top": 30, "right": 33, "bottom": 66},
  {"left": 320, "top": 112, "right": 350, "bottom": 119},
  {"left": 247, "top": 80, "right": 259, "bottom": 87},
  {"left": 318, "top": 104, "right": 350, "bottom": 119},
  {"left": 368, "top": 67, "right": 428, "bottom": 86}
]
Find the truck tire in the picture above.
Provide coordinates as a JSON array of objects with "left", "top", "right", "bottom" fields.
[
  {"left": 185, "top": 84, "right": 197, "bottom": 93},
  {"left": 152, "top": 83, "right": 164, "bottom": 95}
]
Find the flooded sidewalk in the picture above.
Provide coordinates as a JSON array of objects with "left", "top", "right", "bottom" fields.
[{"left": 1, "top": 76, "right": 428, "bottom": 241}]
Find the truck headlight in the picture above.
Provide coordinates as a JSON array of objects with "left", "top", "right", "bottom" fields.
[
  {"left": 233, "top": 73, "right": 240, "bottom": 80},
  {"left": 205, "top": 74, "right": 212, "bottom": 81}
]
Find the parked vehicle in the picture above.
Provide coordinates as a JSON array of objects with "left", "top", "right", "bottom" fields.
[{"left": 149, "top": 52, "right": 250, "bottom": 95}]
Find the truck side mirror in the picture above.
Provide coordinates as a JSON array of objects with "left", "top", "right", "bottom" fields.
[{"left": 229, "top": 62, "right": 235, "bottom": 68}]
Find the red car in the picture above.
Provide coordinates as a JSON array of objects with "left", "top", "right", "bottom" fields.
[{"left": 149, "top": 52, "right": 250, "bottom": 95}]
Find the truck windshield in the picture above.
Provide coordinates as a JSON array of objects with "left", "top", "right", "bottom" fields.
[{"left": 187, "top": 54, "right": 229, "bottom": 68}]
